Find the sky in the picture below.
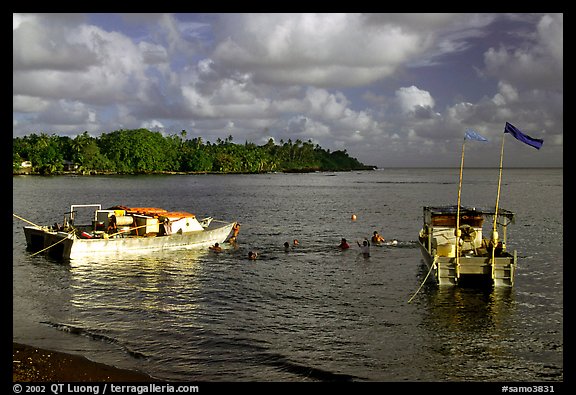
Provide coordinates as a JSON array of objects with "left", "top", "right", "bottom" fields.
[{"left": 13, "top": 13, "right": 563, "bottom": 168}]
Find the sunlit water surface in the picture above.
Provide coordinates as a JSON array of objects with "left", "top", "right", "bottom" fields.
[{"left": 13, "top": 169, "right": 562, "bottom": 381}]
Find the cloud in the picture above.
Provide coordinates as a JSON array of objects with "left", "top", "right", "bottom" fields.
[
  {"left": 483, "top": 13, "right": 562, "bottom": 91},
  {"left": 13, "top": 14, "right": 97, "bottom": 71},
  {"left": 285, "top": 116, "right": 331, "bottom": 139},
  {"left": 13, "top": 95, "right": 50, "bottom": 113},
  {"left": 394, "top": 86, "right": 435, "bottom": 114},
  {"left": 211, "top": 13, "right": 427, "bottom": 87},
  {"left": 13, "top": 15, "right": 163, "bottom": 107},
  {"left": 181, "top": 72, "right": 273, "bottom": 119},
  {"left": 12, "top": 13, "right": 563, "bottom": 167},
  {"left": 140, "top": 119, "right": 165, "bottom": 130}
]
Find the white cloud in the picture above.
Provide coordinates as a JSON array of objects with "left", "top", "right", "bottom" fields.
[
  {"left": 395, "top": 86, "right": 435, "bottom": 114},
  {"left": 483, "top": 13, "right": 562, "bottom": 91},
  {"left": 537, "top": 14, "right": 563, "bottom": 65},
  {"left": 13, "top": 13, "right": 34, "bottom": 30},
  {"left": 13, "top": 17, "right": 161, "bottom": 107},
  {"left": 138, "top": 41, "right": 168, "bottom": 65},
  {"left": 304, "top": 88, "right": 349, "bottom": 120},
  {"left": 13, "top": 95, "right": 50, "bottom": 113},
  {"left": 13, "top": 16, "right": 97, "bottom": 71},
  {"left": 12, "top": 13, "right": 562, "bottom": 167},
  {"left": 211, "top": 13, "right": 427, "bottom": 86},
  {"left": 491, "top": 82, "right": 519, "bottom": 106},
  {"left": 285, "top": 116, "right": 331, "bottom": 139},
  {"left": 140, "top": 119, "right": 165, "bottom": 130},
  {"left": 181, "top": 74, "right": 272, "bottom": 119}
]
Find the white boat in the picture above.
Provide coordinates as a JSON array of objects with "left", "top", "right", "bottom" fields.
[
  {"left": 417, "top": 205, "right": 516, "bottom": 287},
  {"left": 23, "top": 204, "right": 238, "bottom": 260}
]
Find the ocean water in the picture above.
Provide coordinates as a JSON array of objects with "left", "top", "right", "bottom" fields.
[{"left": 12, "top": 168, "right": 563, "bottom": 382}]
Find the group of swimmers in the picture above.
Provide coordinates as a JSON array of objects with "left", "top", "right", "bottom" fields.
[
  {"left": 337, "top": 239, "right": 369, "bottom": 257},
  {"left": 209, "top": 230, "right": 396, "bottom": 260},
  {"left": 338, "top": 231, "right": 399, "bottom": 258},
  {"left": 209, "top": 241, "right": 259, "bottom": 260},
  {"left": 283, "top": 239, "right": 300, "bottom": 251}
]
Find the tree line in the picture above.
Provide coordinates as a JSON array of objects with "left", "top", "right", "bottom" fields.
[{"left": 13, "top": 129, "right": 375, "bottom": 175}]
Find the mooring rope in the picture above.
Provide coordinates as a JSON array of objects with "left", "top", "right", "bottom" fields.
[
  {"left": 407, "top": 258, "right": 437, "bottom": 304},
  {"left": 12, "top": 213, "right": 46, "bottom": 229},
  {"left": 29, "top": 230, "right": 76, "bottom": 257}
]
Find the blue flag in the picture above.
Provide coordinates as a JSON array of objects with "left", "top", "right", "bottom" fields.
[
  {"left": 464, "top": 129, "right": 488, "bottom": 142},
  {"left": 504, "top": 122, "right": 544, "bottom": 150}
]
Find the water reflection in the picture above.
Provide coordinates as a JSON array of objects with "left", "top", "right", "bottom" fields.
[
  {"left": 13, "top": 170, "right": 562, "bottom": 381},
  {"left": 62, "top": 250, "right": 210, "bottom": 355},
  {"left": 421, "top": 283, "right": 516, "bottom": 381},
  {"left": 425, "top": 286, "right": 514, "bottom": 329},
  {"left": 69, "top": 250, "right": 207, "bottom": 305}
]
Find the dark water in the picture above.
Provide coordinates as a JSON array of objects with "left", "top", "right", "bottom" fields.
[{"left": 12, "top": 168, "right": 563, "bottom": 382}]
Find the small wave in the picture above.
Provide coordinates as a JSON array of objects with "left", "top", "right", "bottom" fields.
[
  {"left": 42, "top": 321, "right": 147, "bottom": 359},
  {"left": 192, "top": 335, "right": 364, "bottom": 381},
  {"left": 262, "top": 352, "right": 364, "bottom": 381}
]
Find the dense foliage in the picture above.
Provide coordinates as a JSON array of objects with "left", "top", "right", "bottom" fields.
[{"left": 13, "top": 129, "right": 374, "bottom": 175}]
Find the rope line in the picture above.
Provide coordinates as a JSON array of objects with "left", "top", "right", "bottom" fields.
[
  {"left": 29, "top": 230, "right": 75, "bottom": 257},
  {"left": 407, "top": 258, "right": 436, "bottom": 304},
  {"left": 13, "top": 213, "right": 46, "bottom": 229}
]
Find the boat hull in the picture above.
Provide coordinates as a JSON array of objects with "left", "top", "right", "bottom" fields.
[
  {"left": 417, "top": 239, "right": 516, "bottom": 287},
  {"left": 24, "top": 222, "right": 236, "bottom": 261}
]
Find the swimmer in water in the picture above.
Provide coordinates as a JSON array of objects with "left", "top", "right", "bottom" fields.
[{"left": 209, "top": 242, "right": 222, "bottom": 252}]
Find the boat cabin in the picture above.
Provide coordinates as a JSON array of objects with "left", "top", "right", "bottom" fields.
[
  {"left": 418, "top": 205, "right": 516, "bottom": 286},
  {"left": 421, "top": 205, "right": 514, "bottom": 257}
]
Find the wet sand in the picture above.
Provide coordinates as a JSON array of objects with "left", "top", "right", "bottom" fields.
[{"left": 13, "top": 343, "right": 158, "bottom": 382}]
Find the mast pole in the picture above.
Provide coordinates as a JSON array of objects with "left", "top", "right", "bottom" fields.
[
  {"left": 455, "top": 138, "right": 466, "bottom": 278},
  {"left": 491, "top": 133, "right": 506, "bottom": 279}
]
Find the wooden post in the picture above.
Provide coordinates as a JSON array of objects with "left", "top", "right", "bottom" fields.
[
  {"left": 455, "top": 138, "right": 466, "bottom": 280},
  {"left": 492, "top": 133, "right": 506, "bottom": 280}
]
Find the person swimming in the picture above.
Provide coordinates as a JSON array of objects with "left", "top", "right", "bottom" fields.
[
  {"left": 338, "top": 238, "right": 350, "bottom": 250},
  {"left": 209, "top": 242, "right": 222, "bottom": 252},
  {"left": 371, "top": 231, "right": 385, "bottom": 244}
]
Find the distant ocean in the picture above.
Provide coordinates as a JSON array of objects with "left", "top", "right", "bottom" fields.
[{"left": 13, "top": 168, "right": 563, "bottom": 382}]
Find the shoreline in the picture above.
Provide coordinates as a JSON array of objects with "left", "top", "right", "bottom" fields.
[
  {"left": 13, "top": 166, "right": 376, "bottom": 177},
  {"left": 13, "top": 342, "right": 158, "bottom": 382}
]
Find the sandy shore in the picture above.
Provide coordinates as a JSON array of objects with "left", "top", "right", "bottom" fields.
[{"left": 13, "top": 343, "right": 158, "bottom": 382}]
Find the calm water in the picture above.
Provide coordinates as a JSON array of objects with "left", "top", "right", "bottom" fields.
[{"left": 12, "top": 168, "right": 563, "bottom": 382}]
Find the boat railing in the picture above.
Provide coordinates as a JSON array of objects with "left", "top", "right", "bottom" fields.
[
  {"left": 199, "top": 217, "right": 214, "bottom": 228},
  {"left": 69, "top": 204, "right": 102, "bottom": 224}
]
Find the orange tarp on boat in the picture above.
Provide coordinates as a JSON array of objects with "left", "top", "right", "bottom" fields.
[{"left": 108, "top": 206, "right": 195, "bottom": 219}]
